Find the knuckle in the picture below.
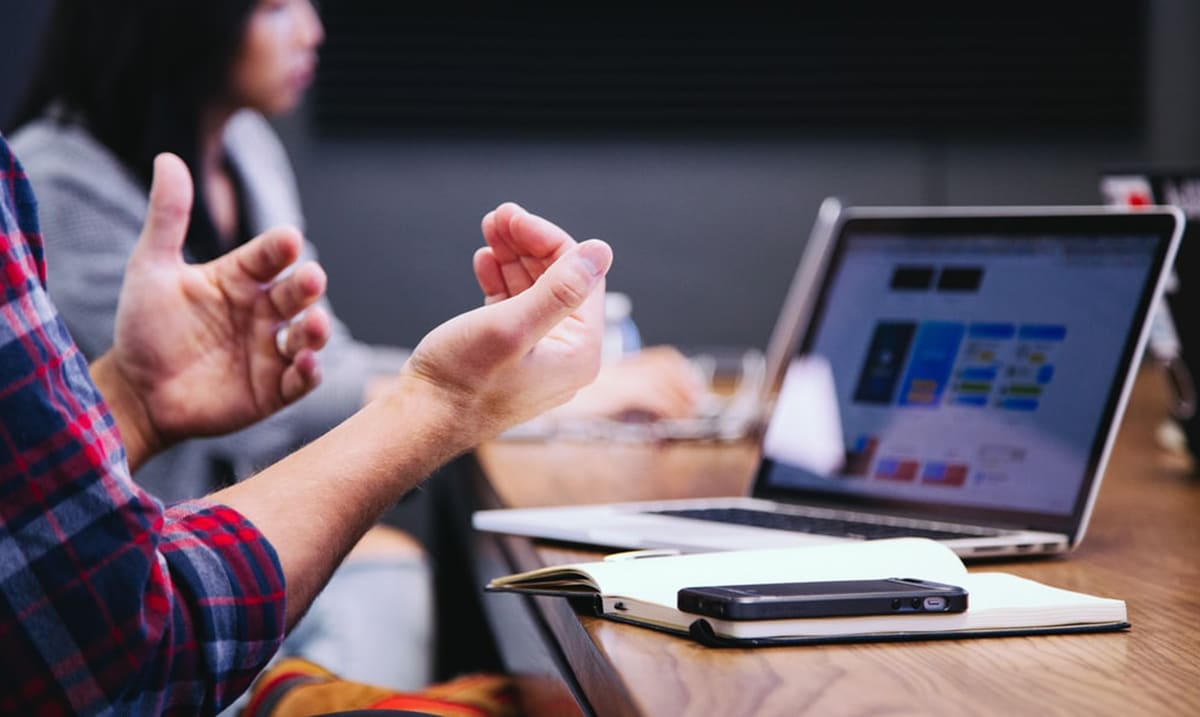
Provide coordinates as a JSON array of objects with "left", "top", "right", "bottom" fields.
[{"left": 548, "top": 275, "right": 587, "bottom": 309}]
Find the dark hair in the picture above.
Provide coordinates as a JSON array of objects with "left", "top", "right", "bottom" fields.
[{"left": 14, "top": 0, "right": 258, "bottom": 261}]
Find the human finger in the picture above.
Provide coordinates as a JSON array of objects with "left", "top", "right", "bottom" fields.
[
  {"left": 267, "top": 260, "right": 327, "bottom": 321},
  {"left": 491, "top": 204, "right": 538, "bottom": 296},
  {"left": 490, "top": 207, "right": 577, "bottom": 297},
  {"left": 611, "top": 369, "right": 700, "bottom": 419},
  {"left": 644, "top": 376, "right": 703, "bottom": 418},
  {"left": 134, "top": 153, "right": 193, "bottom": 263},
  {"left": 279, "top": 348, "right": 323, "bottom": 404},
  {"left": 625, "top": 392, "right": 696, "bottom": 420},
  {"left": 280, "top": 307, "right": 332, "bottom": 359},
  {"left": 508, "top": 210, "right": 577, "bottom": 292},
  {"left": 499, "top": 239, "right": 612, "bottom": 350},
  {"left": 481, "top": 204, "right": 532, "bottom": 299},
  {"left": 224, "top": 226, "right": 305, "bottom": 284},
  {"left": 507, "top": 209, "right": 574, "bottom": 263},
  {"left": 481, "top": 207, "right": 515, "bottom": 263},
  {"left": 473, "top": 247, "right": 510, "bottom": 304},
  {"left": 642, "top": 347, "right": 709, "bottom": 401}
]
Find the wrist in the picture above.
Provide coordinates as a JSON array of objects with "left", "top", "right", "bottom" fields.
[
  {"left": 382, "top": 373, "right": 495, "bottom": 458},
  {"left": 89, "top": 353, "right": 166, "bottom": 470}
]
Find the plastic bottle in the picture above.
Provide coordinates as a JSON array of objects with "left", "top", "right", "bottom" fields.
[{"left": 603, "top": 292, "right": 641, "bottom": 362}]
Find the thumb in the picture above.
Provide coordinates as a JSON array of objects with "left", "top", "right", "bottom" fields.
[
  {"left": 134, "top": 153, "right": 193, "bottom": 262},
  {"left": 505, "top": 239, "right": 612, "bottom": 343}
]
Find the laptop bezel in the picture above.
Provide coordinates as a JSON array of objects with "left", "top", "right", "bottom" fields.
[{"left": 749, "top": 206, "right": 1183, "bottom": 541}]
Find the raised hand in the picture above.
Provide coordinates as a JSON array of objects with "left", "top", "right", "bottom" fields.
[
  {"left": 400, "top": 203, "right": 612, "bottom": 443},
  {"left": 97, "top": 153, "right": 331, "bottom": 464},
  {"left": 473, "top": 202, "right": 574, "bottom": 303},
  {"left": 476, "top": 204, "right": 704, "bottom": 423},
  {"left": 213, "top": 204, "right": 610, "bottom": 625}
]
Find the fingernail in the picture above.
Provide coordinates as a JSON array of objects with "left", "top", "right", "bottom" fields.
[{"left": 577, "top": 240, "right": 612, "bottom": 277}]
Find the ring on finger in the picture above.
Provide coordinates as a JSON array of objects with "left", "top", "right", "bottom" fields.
[{"left": 275, "top": 325, "right": 290, "bottom": 358}]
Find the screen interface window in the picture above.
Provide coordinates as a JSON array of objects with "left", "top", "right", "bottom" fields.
[{"left": 763, "top": 233, "right": 1158, "bottom": 516}]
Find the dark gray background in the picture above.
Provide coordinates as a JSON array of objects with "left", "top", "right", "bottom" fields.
[{"left": 3, "top": 1, "right": 1198, "bottom": 352}]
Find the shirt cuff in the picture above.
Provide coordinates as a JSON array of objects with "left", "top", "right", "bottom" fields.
[{"left": 160, "top": 499, "right": 287, "bottom": 709}]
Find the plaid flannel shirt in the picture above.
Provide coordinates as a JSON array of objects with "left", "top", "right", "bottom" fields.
[{"left": 0, "top": 136, "right": 286, "bottom": 715}]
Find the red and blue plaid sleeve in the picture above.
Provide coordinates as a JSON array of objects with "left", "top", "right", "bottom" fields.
[{"left": 0, "top": 136, "right": 287, "bottom": 715}]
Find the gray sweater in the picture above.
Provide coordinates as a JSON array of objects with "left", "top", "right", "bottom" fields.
[{"left": 12, "top": 111, "right": 407, "bottom": 501}]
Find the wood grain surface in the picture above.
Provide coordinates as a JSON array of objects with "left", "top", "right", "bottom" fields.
[{"left": 475, "top": 368, "right": 1200, "bottom": 716}]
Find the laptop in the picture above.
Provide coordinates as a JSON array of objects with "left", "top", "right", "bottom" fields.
[{"left": 474, "top": 205, "right": 1184, "bottom": 558}]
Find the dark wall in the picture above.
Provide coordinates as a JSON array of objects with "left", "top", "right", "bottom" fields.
[
  {"left": 5, "top": 1, "right": 1200, "bottom": 352},
  {"left": 275, "top": 130, "right": 936, "bottom": 350},
  {"left": 281, "top": 0, "right": 1200, "bottom": 351},
  {"left": 0, "top": 1, "right": 52, "bottom": 127}
]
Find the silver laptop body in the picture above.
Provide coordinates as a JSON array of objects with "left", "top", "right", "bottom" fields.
[{"left": 475, "top": 205, "right": 1183, "bottom": 559}]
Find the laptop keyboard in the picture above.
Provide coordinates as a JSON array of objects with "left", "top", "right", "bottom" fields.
[{"left": 650, "top": 507, "right": 994, "bottom": 541}]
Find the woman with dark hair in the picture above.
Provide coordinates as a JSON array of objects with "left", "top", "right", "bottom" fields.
[
  {"left": 11, "top": 0, "right": 384, "bottom": 500},
  {"left": 13, "top": 0, "right": 306, "bottom": 264}
]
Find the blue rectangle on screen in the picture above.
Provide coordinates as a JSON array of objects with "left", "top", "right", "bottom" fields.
[
  {"left": 923, "top": 462, "right": 946, "bottom": 479},
  {"left": 967, "top": 323, "right": 1015, "bottom": 339},
  {"left": 1018, "top": 325, "right": 1067, "bottom": 341},
  {"left": 897, "top": 322, "right": 965, "bottom": 407},
  {"left": 959, "top": 366, "right": 998, "bottom": 382},
  {"left": 1001, "top": 398, "right": 1040, "bottom": 411},
  {"left": 853, "top": 322, "right": 917, "bottom": 404},
  {"left": 1037, "top": 365, "right": 1056, "bottom": 383},
  {"left": 953, "top": 395, "right": 989, "bottom": 407}
]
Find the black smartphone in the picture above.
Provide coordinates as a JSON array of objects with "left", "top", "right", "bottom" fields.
[{"left": 677, "top": 578, "right": 968, "bottom": 620}]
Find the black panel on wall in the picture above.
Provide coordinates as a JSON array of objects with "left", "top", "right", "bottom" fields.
[{"left": 313, "top": 2, "right": 1146, "bottom": 137}]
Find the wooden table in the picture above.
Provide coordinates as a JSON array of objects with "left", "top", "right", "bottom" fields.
[{"left": 468, "top": 369, "right": 1200, "bottom": 716}]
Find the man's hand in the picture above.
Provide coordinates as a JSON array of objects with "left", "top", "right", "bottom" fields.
[
  {"left": 92, "top": 153, "right": 332, "bottom": 468},
  {"left": 215, "top": 202, "right": 611, "bottom": 625},
  {"left": 399, "top": 203, "right": 613, "bottom": 445},
  {"left": 474, "top": 204, "right": 702, "bottom": 422}
]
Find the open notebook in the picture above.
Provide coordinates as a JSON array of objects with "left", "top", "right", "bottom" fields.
[
  {"left": 486, "top": 539, "right": 1128, "bottom": 647},
  {"left": 475, "top": 206, "right": 1184, "bottom": 558}
]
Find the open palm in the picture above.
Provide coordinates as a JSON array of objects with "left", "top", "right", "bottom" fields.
[
  {"left": 110, "top": 153, "right": 331, "bottom": 445},
  {"left": 403, "top": 203, "right": 612, "bottom": 439}
]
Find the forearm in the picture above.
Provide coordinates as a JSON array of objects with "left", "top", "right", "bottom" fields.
[
  {"left": 89, "top": 352, "right": 164, "bottom": 471},
  {"left": 212, "top": 375, "right": 472, "bottom": 628}
]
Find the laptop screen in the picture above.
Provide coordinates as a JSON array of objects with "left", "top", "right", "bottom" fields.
[{"left": 755, "top": 211, "right": 1179, "bottom": 534}]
